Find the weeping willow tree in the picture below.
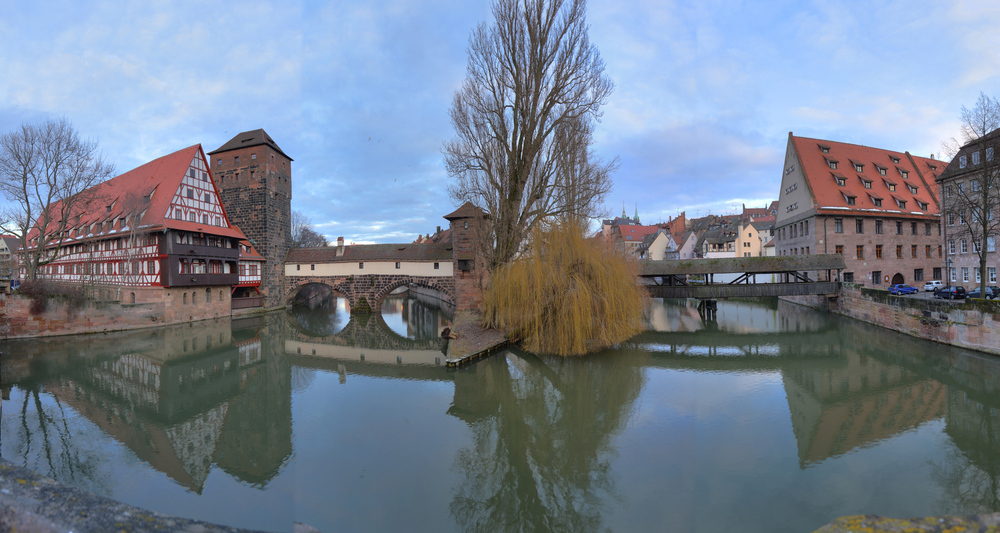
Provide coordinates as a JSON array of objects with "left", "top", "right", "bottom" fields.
[{"left": 482, "top": 221, "right": 646, "bottom": 356}]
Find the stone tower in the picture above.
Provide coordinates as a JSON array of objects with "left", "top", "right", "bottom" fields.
[
  {"left": 208, "top": 129, "right": 292, "bottom": 309},
  {"left": 444, "top": 202, "right": 489, "bottom": 311}
]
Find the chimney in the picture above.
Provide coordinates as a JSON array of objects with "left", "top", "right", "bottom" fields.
[
  {"left": 437, "top": 225, "right": 441, "bottom": 235},
  {"left": 336, "top": 236, "right": 345, "bottom": 257}
]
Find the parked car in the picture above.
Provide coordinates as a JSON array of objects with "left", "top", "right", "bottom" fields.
[
  {"left": 923, "top": 280, "right": 944, "bottom": 292},
  {"left": 889, "top": 284, "right": 918, "bottom": 295},
  {"left": 967, "top": 286, "right": 1000, "bottom": 299},
  {"left": 934, "top": 286, "right": 966, "bottom": 300}
]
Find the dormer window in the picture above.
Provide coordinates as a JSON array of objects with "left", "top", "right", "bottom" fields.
[
  {"left": 876, "top": 165, "right": 887, "bottom": 176},
  {"left": 845, "top": 194, "right": 856, "bottom": 206},
  {"left": 973, "top": 151, "right": 981, "bottom": 165},
  {"left": 908, "top": 184, "right": 919, "bottom": 194},
  {"left": 869, "top": 195, "right": 882, "bottom": 207},
  {"left": 896, "top": 198, "right": 907, "bottom": 209},
  {"left": 917, "top": 201, "right": 928, "bottom": 210},
  {"left": 890, "top": 155, "right": 900, "bottom": 164},
  {"left": 861, "top": 178, "right": 872, "bottom": 189},
  {"left": 960, "top": 155, "right": 967, "bottom": 168},
  {"left": 819, "top": 144, "right": 830, "bottom": 154},
  {"left": 886, "top": 182, "right": 896, "bottom": 192},
  {"left": 898, "top": 168, "right": 908, "bottom": 179},
  {"left": 827, "top": 158, "right": 838, "bottom": 170},
  {"left": 835, "top": 175, "right": 846, "bottom": 186}
]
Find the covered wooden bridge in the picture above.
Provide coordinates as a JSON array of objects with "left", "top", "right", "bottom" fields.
[{"left": 638, "top": 255, "right": 845, "bottom": 299}]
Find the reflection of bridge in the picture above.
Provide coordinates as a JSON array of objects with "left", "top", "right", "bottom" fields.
[{"left": 639, "top": 255, "right": 844, "bottom": 299}]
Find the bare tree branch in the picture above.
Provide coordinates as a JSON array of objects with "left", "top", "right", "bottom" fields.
[{"left": 445, "top": 0, "right": 616, "bottom": 269}]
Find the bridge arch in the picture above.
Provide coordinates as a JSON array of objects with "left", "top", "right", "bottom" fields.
[
  {"left": 285, "top": 273, "right": 455, "bottom": 314},
  {"left": 373, "top": 277, "right": 455, "bottom": 311},
  {"left": 287, "top": 280, "right": 355, "bottom": 308}
]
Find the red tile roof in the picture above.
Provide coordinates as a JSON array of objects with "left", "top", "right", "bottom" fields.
[
  {"left": 792, "top": 135, "right": 942, "bottom": 219},
  {"left": 240, "top": 240, "right": 265, "bottom": 261},
  {"left": 443, "top": 202, "right": 487, "bottom": 221},
  {"left": 29, "top": 145, "right": 245, "bottom": 243},
  {"left": 617, "top": 224, "right": 660, "bottom": 242}
]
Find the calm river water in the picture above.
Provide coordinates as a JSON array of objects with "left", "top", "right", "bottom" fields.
[{"left": 3, "top": 295, "right": 1000, "bottom": 532}]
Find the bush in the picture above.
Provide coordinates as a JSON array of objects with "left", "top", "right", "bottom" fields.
[
  {"left": 482, "top": 222, "right": 647, "bottom": 356},
  {"left": 16, "top": 280, "right": 89, "bottom": 314}
]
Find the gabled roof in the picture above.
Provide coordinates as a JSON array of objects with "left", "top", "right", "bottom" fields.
[
  {"left": 286, "top": 243, "right": 453, "bottom": 263},
  {"left": 240, "top": 240, "right": 265, "bottom": 262},
  {"left": 791, "top": 134, "right": 942, "bottom": 219},
  {"left": 443, "top": 202, "right": 488, "bottom": 221},
  {"left": 0, "top": 235, "right": 19, "bottom": 253},
  {"left": 208, "top": 129, "right": 293, "bottom": 161},
  {"left": 28, "top": 145, "right": 245, "bottom": 243}
]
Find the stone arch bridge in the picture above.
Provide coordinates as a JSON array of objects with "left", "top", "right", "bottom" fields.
[{"left": 284, "top": 241, "right": 458, "bottom": 312}]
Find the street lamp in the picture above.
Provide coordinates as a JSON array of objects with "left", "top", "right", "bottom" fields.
[{"left": 946, "top": 258, "right": 952, "bottom": 284}]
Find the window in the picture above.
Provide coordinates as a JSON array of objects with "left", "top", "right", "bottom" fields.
[
  {"left": 147, "top": 260, "right": 155, "bottom": 274},
  {"left": 856, "top": 219, "right": 864, "bottom": 233},
  {"left": 908, "top": 185, "right": 919, "bottom": 194},
  {"left": 296, "top": 264, "right": 300, "bottom": 271},
  {"left": 899, "top": 169, "right": 908, "bottom": 179},
  {"left": 250, "top": 264, "right": 258, "bottom": 276},
  {"left": 183, "top": 293, "right": 188, "bottom": 304},
  {"left": 949, "top": 240, "right": 955, "bottom": 254},
  {"left": 897, "top": 245, "right": 904, "bottom": 258},
  {"left": 187, "top": 188, "right": 194, "bottom": 199},
  {"left": 878, "top": 166, "right": 886, "bottom": 176},
  {"left": 311, "top": 264, "right": 315, "bottom": 270},
  {"left": 973, "top": 180, "right": 980, "bottom": 191},
  {"left": 217, "top": 159, "right": 222, "bottom": 167},
  {"left": 933, "top": 267, "right": 941, "bottom": 280},
  {"left": 188, "top": 213, "right": 196, "bottom": 222},
  {"left": 875, "top": 244, "right": 883, "bottom": 259},
  {"left": 974, "top": 240, "right": 982, "bottom": 253},
  {"left": 856, "top": 245, "right": 864, "bottom": 259},
  {"left": 976, "top": 267, "right": 981, "bottom": 283},
  {"left": 835, "top": 244, "right": 843, "bottom": 255},
  {"left": 854, "top": 163, "right": 864, "bottom": 172},
  {"left": 359, "top": 262, "right": 364, "bottom": 269},
  {"left": 202, "top": 214, "right": 208, "bottom": 224},
  {"left": 947, "top": 185, "right": 953, "bottom": 197},
  {"left": 989, "top": 236, "right": 996, "bottom": 252},
  {"left": 896, "top": 221, "right": 903, "bottom": 234},
  {"left": 960, "top": 155, "right": 967, "bottom": 168},
  {"left": 820, "top": 145, "right": 830, "bottom": 154},
  {"left": 910, "top": 222, "right": 917, "bottom": 235},
  {"left": 973, "top": 151, "right": 981, "bottom": 165},
  {"left": 873, "top": 270, "right": 882, "bottom": 285},
  {"left": 875, "top": 219, "right": 883, "bottom": 234},
  {"left": 828, "top": 160, "right": 838, "bottom": 170},
  {"left": 950, "top": 267, "right": 957, "bottom": 282},
  {"left": 887, "top": 182, "right": 896, "bottom": 192},
  {"left": 963, "top": 267, "right": 969, "bottom": 283},
  {"left": 988, "top": 147, "right": 995, "bottom": 161},
  {"left": 836, "top": 176, "right": 846, "bottom": 186},
  {"left": 990, "top": 267, "right": 997, "bottom": 283},
  {"left": 872, "top": 197, "right": 882, "bottom": 207},
  {"left": 914, "top": 269, "right": 923, "bottom": 281},
  {"left": 395, "top": 262, "right": 401, "bottom": 269},
  {"left": 835, "top": 218, "right": 843, "bottom": 233},
  {"left": 235, "top": 156, "right": 240, "bottom": 164},
  {"left": 434, "top": 262, "right": 440, "bottom": 269},
  {"left": 846, "top": 195, "right": 856, "bottom": 205},
  {"left": 251, "top": 153, "right": 257, "bottom": 160},
  {"left": 908, "top": 244, "right": 916, "bottom": 258},
  {"left": 862, "top": 179, "right": 872, "bottom": 189},
  {"left": 961, "top": 239, "right": 968, "bottom": 254},
  {"left": 890, "top": 156, "right": 900, "bottom": 164},
  {"left": 804, "top": 221, "right": 809, "bottom": 235},
  {"left": 843, "top": 272, "right": 854, "bottom": 283},
  {"left": 206, "top": 288, "right": 211, "bottom": 303}
]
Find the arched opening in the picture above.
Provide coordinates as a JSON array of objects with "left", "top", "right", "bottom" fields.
[
  {"left": 377, "top": 280, "right": 456, "bottom": 340},
  {"left": 287, "top": 282, "right": 352, "bottom": 337},
  {"left": 891, "top": 273, "right": 905, "bottom": 285},
  {"left": 130, "top": 292, "right": 136, "bottom": 304}
]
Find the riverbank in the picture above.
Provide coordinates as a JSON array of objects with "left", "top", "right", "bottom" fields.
[
  {"left": 0, "top": 459, "right": 278, "bottom": 532},
  {"left": 783, "top": 283, "right": 1000, "bottom": 357},
  {"left": 814, "top": 513, "right": 1000, "bottom": 532},
  {"left": 445, "top": 310, "right": 510, "bottom": 367}
]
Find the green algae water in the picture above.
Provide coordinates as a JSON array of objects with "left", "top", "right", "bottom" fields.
[{"left": 3, "top": 296, "right": 1000, "bottom": 532}]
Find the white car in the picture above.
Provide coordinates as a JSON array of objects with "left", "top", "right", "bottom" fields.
[{"left": 924, "top": 280, "right": 944, "bottom": 292}]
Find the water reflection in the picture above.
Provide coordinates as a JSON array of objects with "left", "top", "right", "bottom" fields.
[{"left": 4, "top": 297, "right": 1000, "bottom": 530}]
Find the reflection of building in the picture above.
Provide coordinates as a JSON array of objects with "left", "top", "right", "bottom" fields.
[
  {"left": 17, "top": 318, "right": 291, "bottom": 493},
  {"left": 782, "top": 349, "right": 946, "bottom": 465}
]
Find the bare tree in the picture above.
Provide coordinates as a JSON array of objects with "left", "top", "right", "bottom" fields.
[
  {"left": 291, "top": 210, "right": 327, "bottom": 248},
  {"left": 445, "top": 0, "right": 617, "bottom": 269},
  {"left": 0, "top": 119, "right": 114, "bottom": 280},
  {"left": 941, "top": 93, "right": 1000, "bottom": 298}
]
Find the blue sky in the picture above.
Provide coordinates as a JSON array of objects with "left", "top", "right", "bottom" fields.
[{"left": 1, "top": 0, "right": 998, "bottom": 243}]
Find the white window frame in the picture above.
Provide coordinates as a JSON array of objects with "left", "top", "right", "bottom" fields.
[
  {"left": 990, "top": 267, "right": 997, "bottom": 283},
  {"left": 950, "top": 267, "right": 957, "bottom": 282},
  {"left": 961, "top": 239, "right": 968, "bottom": 254},
  {"left": 962, "top": 267, "right": 969, "bottom": 282}
]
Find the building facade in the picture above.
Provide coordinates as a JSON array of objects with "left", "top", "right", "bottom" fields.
[
  {"left": 209, "top": 129, "right": 292, "bottom": 309},
  {"left": 774, "top": 133, "right": 944, "bottom": 288},
  {"left": 24, "top": 145, "right": 247, "bottom": 317},
  {"left": 936, "top": 129, "right": 1000, "bottom": 288}
]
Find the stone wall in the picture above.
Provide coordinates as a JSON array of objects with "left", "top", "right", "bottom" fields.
[
  {"left": 1, "top": 285, "right": 232, "bottom": 339},
  {"left": 784, "top": 283, "right": 1000, "bottom": 356},
  {"left": 286, "top": 274, "right": 455, "bottom": 311}
]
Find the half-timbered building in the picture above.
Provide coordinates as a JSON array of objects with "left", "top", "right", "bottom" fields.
[{"left": 26, "top": 145, "right": 248, "bottom": 310}]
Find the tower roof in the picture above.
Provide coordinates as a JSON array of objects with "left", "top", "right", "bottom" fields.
[
  {"left": 208, "top": 128, "right": 293, "bottom": 161},
  {"left": 443, "top": 202, "right": 488, "bottom": 221}
]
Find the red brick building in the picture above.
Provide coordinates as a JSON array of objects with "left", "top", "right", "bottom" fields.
[{"left": 774, "top": 133, "right": 945, "bottom": 288}]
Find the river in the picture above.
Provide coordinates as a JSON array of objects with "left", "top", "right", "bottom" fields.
[{"left": 2, "top": 295, "right": 1000, "bottom": 532}]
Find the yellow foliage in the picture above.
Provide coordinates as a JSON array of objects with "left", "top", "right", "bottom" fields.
[{"left": 481, "top": 222, "right": 647, "bottom": 356}]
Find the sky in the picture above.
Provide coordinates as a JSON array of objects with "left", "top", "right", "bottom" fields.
[{"left": 1, "top": 0, "right": 999, "bottom": 244}]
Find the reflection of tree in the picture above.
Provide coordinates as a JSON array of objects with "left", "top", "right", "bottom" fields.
[
  {"left": 290, "top": 291, "right": 344, "bottom": 337},
  {"left": 2, "top": 379, "right": 111, "bottom": 497},
  {"left": 932, "top": 389, "right": 1000, "bottom": 514},
  {"left": 449, "top": 347, "right": 645, "bottom": 532}
]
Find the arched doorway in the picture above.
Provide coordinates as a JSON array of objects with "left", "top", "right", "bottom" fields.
[{"left": 891, "top": 273, "right": 904, "bottom": 285}]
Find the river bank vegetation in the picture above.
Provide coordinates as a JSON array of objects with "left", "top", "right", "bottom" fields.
[{"left": 481, "top": 222, "right": 646, "bottom": 356}]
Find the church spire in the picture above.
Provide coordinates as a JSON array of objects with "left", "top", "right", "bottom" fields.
[
  {"left": 622, "top": 201, "right": 626, "bottom": 218},
  {"left": 634, "top": 203, "right": 639, "bottom": 223}
]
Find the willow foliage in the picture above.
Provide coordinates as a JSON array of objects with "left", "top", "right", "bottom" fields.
[{"left": 482, "top": 222, "right": 647, "bottom": 356}]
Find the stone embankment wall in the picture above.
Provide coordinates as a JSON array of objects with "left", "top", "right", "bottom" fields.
[
  {"left": 1, "top": 289, "right": 231, "bottom": 339},
  {"left": 783, "top": 283, "right": 1000, "bottom": 356}
]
